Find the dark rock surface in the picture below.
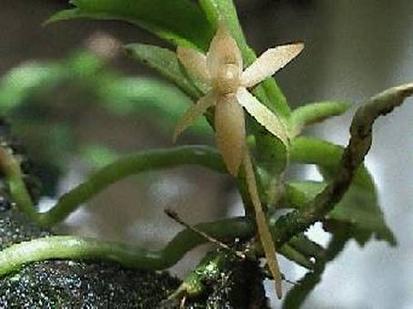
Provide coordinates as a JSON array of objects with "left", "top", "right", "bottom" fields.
[
  {"left": 0, "top": 209, "right": 180, "bottom": 308},
  {"left": 0, "top": 208, "right": 269, "bottom": 308},
  {"left": 0, "top": 260, "right": 179, "bottom": 308}
]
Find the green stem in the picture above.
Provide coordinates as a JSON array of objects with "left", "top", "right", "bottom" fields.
[
  {"left": 278, "top": 244, "right": 314, "bottom": 270},
  {"left": 0, "top": 217, "right": 253, "bottom": 277},
  {"left": 288, "top": 234, "right": 325, "bottom": 260},
  {"left": 1, "top": 141, "right": 253, "bottom": 237},
  {"left": 38, "top": 145, "right": 226, "bottom": 227},
  {"left": 0, "top": 214, "right": 320, "bottom": 278},
  {"left": 290, "top": 101, "right": 351, "bottom": 137},
  {"left": 273, "top": 83, "right": 413, "bottom": 246},
  {"left": 0, "top": 147, "right": 37, "bottom": 222}
]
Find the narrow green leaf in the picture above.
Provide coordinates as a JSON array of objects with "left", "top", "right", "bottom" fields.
[
  {"left": 198, "top": 0, "right": 247, "bottom": 53},
  {"left": 0, "top": 62, "right": 62, "bottom": 114},
  {"left": 284, "top": 181, "right": 325, "bottom": 209},
  {"left": 290, "top": 137, "right": 373, "bottom": 190},
  {"left": 125, "top": 44, "right": 202, "bottom": 100},
  {"left": 285, "top": 181, "right": 395, "bottom": 245},
  {"left": 289, "top": 137, "right": 396, "bottom": 245},
  {"left": 291, "top": 101, "right": 351, "bottom": 136},
  {"left": 98, "top": 77, "right": 210, "bottom": 135},
  {"left": 80, "top": 145, "right": 119, "bottom": 169},
  {"left": 41, "top": 145, "right": 226, "bottom": 226},
  {"left": 288, "top": 234, "right": 325, "bottom": 260},
  {"left": 48, "top": 0, "right": 214, "bottom": 50},
  {"left": 279, "top": 244, "right": 314, "bottom": 270}
]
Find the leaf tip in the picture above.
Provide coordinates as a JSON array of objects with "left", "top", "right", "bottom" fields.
[{"left": 44, "top": 9, "right": 79, "bottom": 26}]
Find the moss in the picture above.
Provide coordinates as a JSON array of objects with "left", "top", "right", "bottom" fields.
[
  {"left": 203, "top": 259, "right": 269, "bottom": 309},
  {"left": 0, "top": 209, "right": 180, "bottom": 307},
  {"left": 0, "top": 260, "right": 179, "bottom": 308},
  {"left": 0, "top": 207, "right": 268, "bottom": 308},
  {"left": 0, "top": 209, "right": 50, "bottom": 250}
]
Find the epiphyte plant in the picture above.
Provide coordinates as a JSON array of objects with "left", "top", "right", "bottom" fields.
[{"left": 0, "top": 0, "right": 411, "bottom": 307}]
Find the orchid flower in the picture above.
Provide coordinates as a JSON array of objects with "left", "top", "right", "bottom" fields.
[
  {"left": 174, "top": 24, "right": 303, "bottom": 299},
  {"left": 174, "top": 24, "right": 304, "bottom": 176}
]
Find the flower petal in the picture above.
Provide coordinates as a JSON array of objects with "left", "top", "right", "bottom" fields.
[
  {"left": 177, "top": 46, "right": 210, "bottom": 83},
  {"left": 215, "top": 94, "right": 245, "bottom": 176},
  {"left": 237, "top": 88, "right": 289, "bottom": 144},
  {"left": 241, "top": 43, "right": 304, "bottom": 88},
  {"left": 173, "top": 91, "right": 216, "bottom": 142},
  {"left": 207, "top": 23, "right": 243, "bottom": 80}
]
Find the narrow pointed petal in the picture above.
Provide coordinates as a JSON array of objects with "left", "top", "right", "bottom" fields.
[
  {"left": 207, "top": 23, "right": 243, "bottom": 79},
  {"left": 237, "top": 88, "right": 289, "bottom": 144},
  {"left": 177, "top": 46, "right": 210, "bottom": 83},
  {"left": 173, "top": 92, "right": 216, "bottom": 142},
  {"left": 215, "top": 95, "right": 245, "bottom": 176},
  {"left": 241, "top": 43, "right": 304, "bottom": 88}
]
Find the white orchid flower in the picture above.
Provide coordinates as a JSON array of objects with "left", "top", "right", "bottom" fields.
[{"left": 174, "top": 24, "right": 304, "bottom": 176}]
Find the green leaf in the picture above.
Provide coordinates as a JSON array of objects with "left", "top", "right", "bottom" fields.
[
  {"left": 279, "top": 244, "right": 314, "bottom": 270},
  {"left": 255, "top": 133, "right": 288, "bottom": 174},
  {"left": 63, "top": 50, "right": 106, "bottom": 78},
  {"left": 80, "top": 145, "right": 119, "bottom": 169},
  {"left": 291, "top": 101, "right": 351, "bottom": 136},
  {"left": 0, "top": 51, "right": 111, "bottom": 116},
  {"left": 287, "top": 234, "right": 325, "bottom": 260},
  {"left": 48, "top": 0, "right": 214, "bottom": 50},
  {"left": 125, "top": 44, "right": 202, "bottom": 99},
  {"left": 289, "top": 137, "right": 396, "bottom": 246},
  {"left": 198, "top": 0, "right": 248, "bottom": 54},
  {"left": 0, "top": 62, "right": 63, "bottom": 114},
  {"left": 97, "top": 77, "right": 210, "bottom": 135},
  {"left": 285, "top": 180, "right": 395, "bottom": 245},
  {"left": 290, "top": 137, "right": 373, "bottom": 190}
]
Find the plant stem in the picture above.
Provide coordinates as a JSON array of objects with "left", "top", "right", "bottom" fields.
[
  {"left": 3, "top": 80, "right": 410, "bottom": 291},
  {"left": 273, "top": 83, "right": 413, "bottom": 246},
  {"left": 20, "top": 146, "right": 226, "bottom": 227},
  {"left": 0, "top": 147, "right": 38, "bottom": 222},
  {"left": 278, "top": 244, "right": 314, "bottom": 270},
  {"left": 0, "top": 217, "right": 253, "bottom": 277},
  {"left": 288, "top": 234, "right": 325, "bottom": 260},
  {"left": 290, "top": 101, "right": 350, "bottom": 137}
]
